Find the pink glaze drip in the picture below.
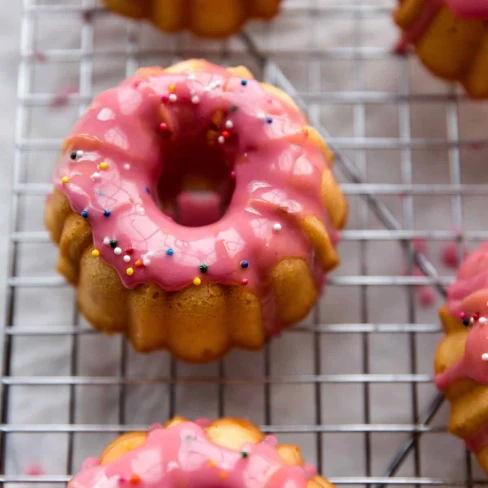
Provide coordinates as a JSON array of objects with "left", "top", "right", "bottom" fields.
[
  {"left": 53, "top": 61, "right": 336, "bottom": 335},
  {"left": 395, "top": 0, "right": 488, "bottom": 53},
  {"left": 69, "top": 421, "right": 317, "bottom": 488},
  {"left": 446, "top": 0, "right": 488, "bottom": 19},
  {"left": 435, "top": 242, "right": 488, "bottom": 390}
]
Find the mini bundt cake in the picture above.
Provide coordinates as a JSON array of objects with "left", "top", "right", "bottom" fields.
[
  {"left": 435, "top": 242, "right": 488, "bottom": 473},
  {"left": 394, "top": 0, "right": 488, "bottom": 98},
  {"left": 103, "top": 0, "right": 282, "bottom": 38},
  {"left": 45, "top": 59, "right": 347, "bottom": 362},
  {"left": 69, "top": 417, "right": 335, "bottom": 488}
]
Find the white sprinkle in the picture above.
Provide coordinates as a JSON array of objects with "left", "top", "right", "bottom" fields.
[
  {"left": 225, "top": 120, "right": 233, "bottom": 129},
  {"left": 218, "top": 136, "right": 225, "bottom": 144},
  {"left": 123, "top": 163, "right": 130, "bottom": 170},
  {"left": 482, "top": 353, "right": 488, "bottom": 361},
  {"left": 143, "top": 258, "right": 151, "bottom": 266},
  {"left": 191, "top": 95, "right": 200, "bottom": 104},
  {"left": 273, "top": 223, "right": 282, "bottom": 232},
  {"left": 114, "top": 247, "right": 122, "bottom": 255},
  {"left": 91, "top": 172, "right": 100, "bottom": 181},
  {"left": 137, "top": 207, "right": 146, "bottom": 216},
  {"left": 97, "top": 107, "right": 115, "bottom": 121},
  {"left": 169, "top": 94, "right": 177, "bottom": 102},
  {"left": 471, "top": 317, "right": 476, "bottom": 324},
  {"left": 146, "top": 251, "right": 154, "bottom": 258},
  {"left": 257, "top": 112, "right": 266, "bottom": 121},
  {"left": 103, "top": 237, "right": 110, "bottom": 245},
  {"left": 204, "top": 86, "right": 212, "bottom": 93},
  {"left": 214, "top": 80, "right": 222, "bottom": 87},
  {"left": 123, "top": 255, "right": 131, "bottom": 263},
  {"left": 188, "top": 74, "right": 196, "bottom": 81},
  {"left": 480, "top": 317, "right": 487, "bottom": 324}
]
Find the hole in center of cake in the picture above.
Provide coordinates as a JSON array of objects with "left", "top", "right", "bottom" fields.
[{"left": 155, "top": 122, "right": 236, "bottom": 227}]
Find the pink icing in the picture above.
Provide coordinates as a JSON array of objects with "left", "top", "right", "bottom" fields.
[
  {"left": 53, "top": 61, "right": 336, "bottom": 334},
  {"left": 68, "top": 421, "right": 318, "bottom": 488},
  {"left": 446, "top": 0, "right": 488, "bottom": 19},
  {"left": 434, "top": 242, "right": 488, "bottom": 452},
  {"left": 395, "top": 0, "right": 488, "bottom": 53}
]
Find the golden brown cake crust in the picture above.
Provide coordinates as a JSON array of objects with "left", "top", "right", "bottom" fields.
[
  {"left": 395, "top": 0, "right": 488, "bottom": 98},
  {"left": 103, "top": 0, "right": 282, "bottom": 39},
  {"left": 436, "top": 305, "right": 488, "bottom": 474}
]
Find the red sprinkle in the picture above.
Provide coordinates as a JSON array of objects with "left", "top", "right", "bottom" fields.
[
  {"left": 222, "top": 131, "right": 230, "bottom": 139},
  {"left": 125, "top": 246, "right": 134, "bottom": 255},
  {"left": 129, "top": 474, "right": 141, "bottom": 485},
  {"left": 161, "top": 94, "right": 169, "bottom": 103},
  {"left": 242, "top": 279, "right": 249, "bottom": 286},
  {"left": 159, "top": 123, "right": 171, "bottom": 138}
]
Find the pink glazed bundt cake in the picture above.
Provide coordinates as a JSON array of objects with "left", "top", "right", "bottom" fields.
[
  {"left": 69, "top": 417, "right": 335, "bottom": 488},
  {"left": 436, "top": 242, "right": 488, "bottom": 473},
  {"left": 103, "top": 0, "right": 282, "bottom": 38},
  {"left": 395, "top": 0, "right": 488, "bottom": 98},
  {"left": 45, "top": 59, "right": 347, "bottom": 362}
]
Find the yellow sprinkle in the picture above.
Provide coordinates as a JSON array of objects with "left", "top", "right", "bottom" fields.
[
  {"left": 126, "top": 268, "right": 134, "bottom": 276},
  {"left": 193, "top": 277, "right": 202, "bottom": 286},
  {"left": 208, "top": 460, "right": 217, "bottom": 468},
  {"left": 91, "top": 249, "right": 100, "bottom": 257},
  {"left": 61, "top": 176, "right": 69, "bottom": 184},
  {"left": 169, "top": 84, "right": 176, "bottom": 92},
  {"left": 99, "top": 162, "right": 109, "bottom": 170}
]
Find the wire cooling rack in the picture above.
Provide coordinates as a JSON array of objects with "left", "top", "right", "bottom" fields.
[{"left": 3, "top": 0, "right": 488, "bottom": 486}]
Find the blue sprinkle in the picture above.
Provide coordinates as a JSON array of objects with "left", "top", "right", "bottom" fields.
[
  {"left": 145, "top": 187, "right": 151, "bottom": 195},
  {"left": 240, "top": 260, "right": 249, "bottom": 269},
  {"left": 166, "top": 248, "right": 174, "bottom": 256},
  {"left": 103, "top": 210, "right": 111, "bottom": 217},
  {"left": 81, "top": 210, "right": 88, "bottom": 219},
  {"left": 241, "top": 79, "right": 247, "bottom": 86},
  {"left": 266, "top": 118, "right": 273, "bottom": 124}
]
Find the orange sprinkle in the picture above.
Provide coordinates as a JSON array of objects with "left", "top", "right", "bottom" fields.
[
  {"left": 129, "top": 474, "right": 141, "bottom": 484},
  {"left": 168, "top": 84, "right": 176, "bottom": 92},
  {"left": 219, "top": 472, "right": 227, "bottom": 480},
  {"left": 208, "top": 460, "right": 217, "bottom": 468},
  {"left": 134, "top": 259, "right": 144, "bottom": 268}
]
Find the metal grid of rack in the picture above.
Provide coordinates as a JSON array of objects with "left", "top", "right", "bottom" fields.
[{"left": 2, "top": 0, "right": 488, "bottom": 486}]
